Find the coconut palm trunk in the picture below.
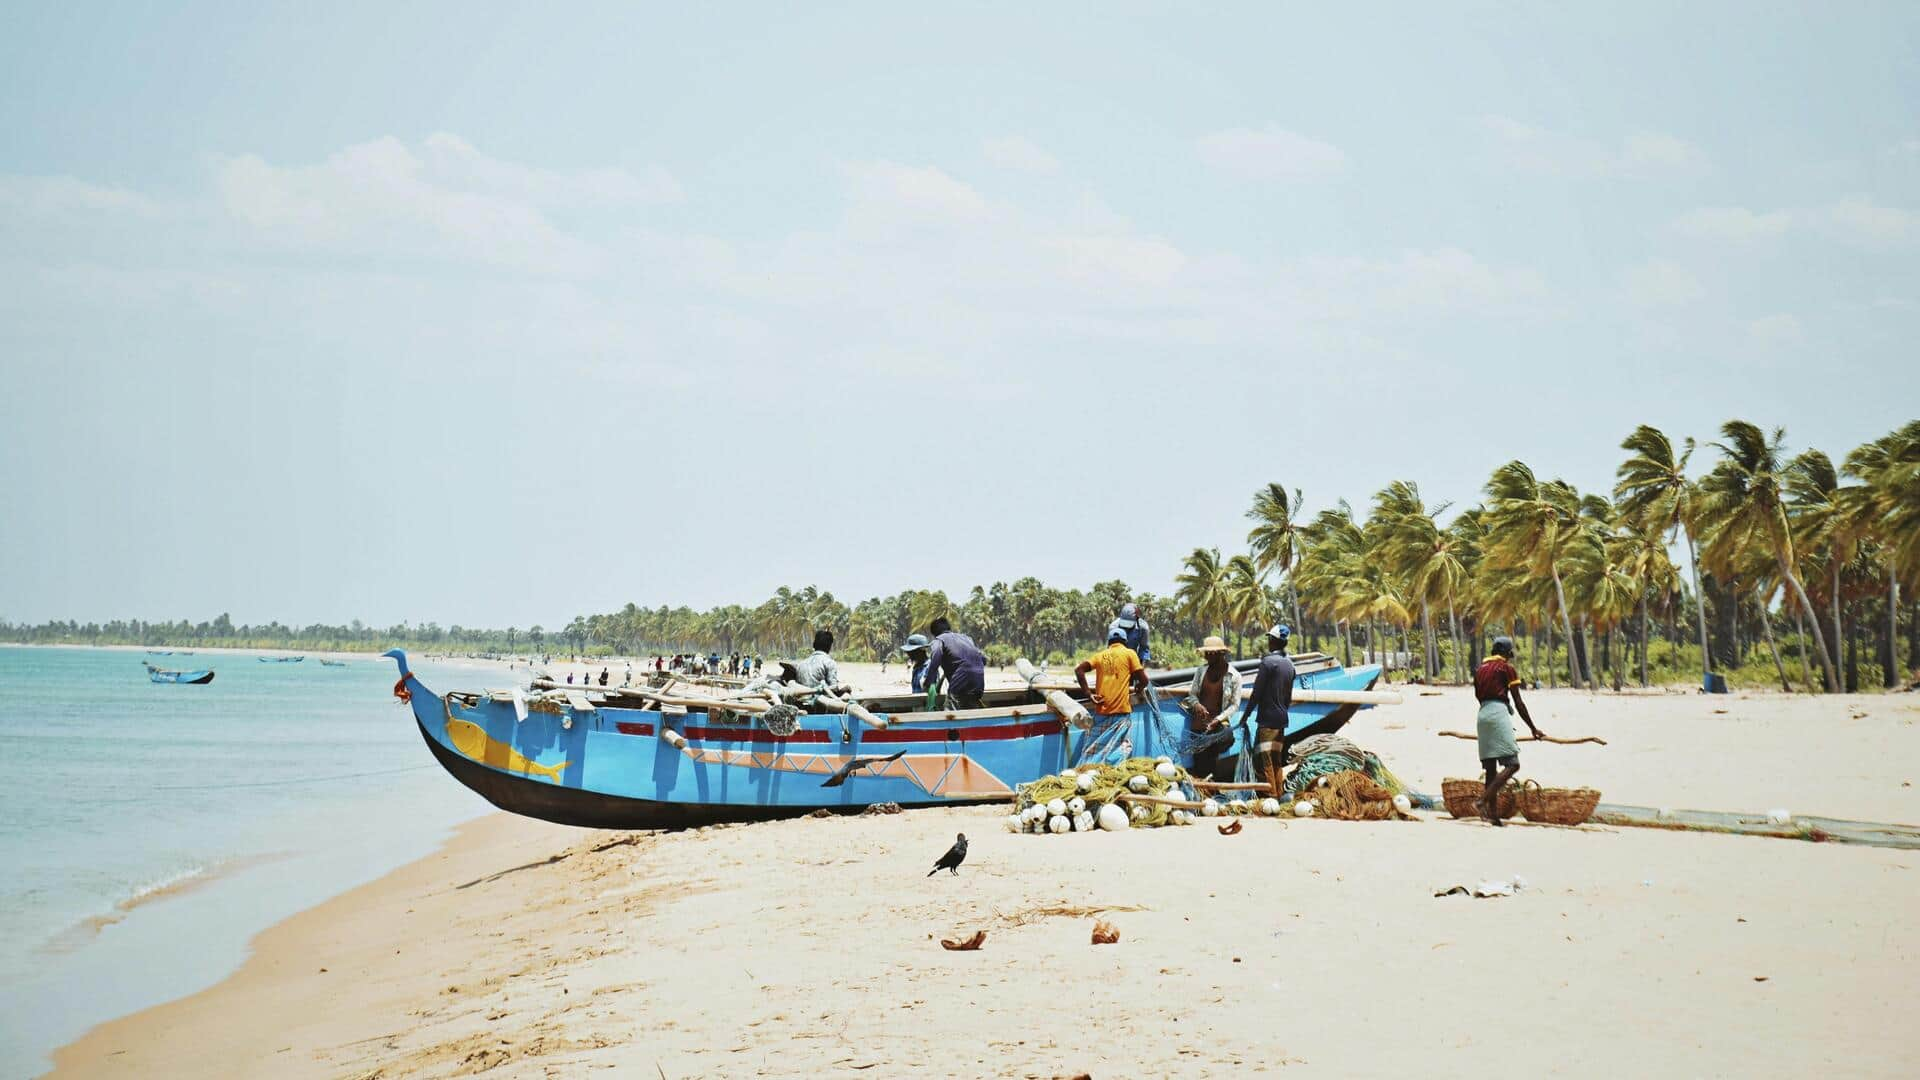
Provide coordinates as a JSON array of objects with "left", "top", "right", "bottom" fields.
[
  {"left": 1759, "top": 586, "right": 1791, "bottom": 692},
  {"left": 1887, "top": 571, "right": 1900, "bottom": 689},
  {"left": 1794, "top": 607, "right": 1812, "bottom": 693},
  {"left": 1637, "top": 596, "right": 1650, "bottom": 687},
  {"left": 1448, "top": 598, "right": 1463, "bottom": 684},
  {"left": 1784, "top": 558, "right": 1841, "bottom": 692},
  {"left": 1549, "top": 566, "right": 1587, "bottom": 688},
  {"left": 1830, "top": 563, "right": 1843, "bottom": 675},
  {"left": 1685, "top": 532, "right": 1711, "bottom": 687}
]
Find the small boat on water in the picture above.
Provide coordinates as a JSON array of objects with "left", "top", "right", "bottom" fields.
[
  {"left": 145, "top": 650, "right": 172, "bottom": 656},
  {"left": 259, "top": 656, "right": 305, "bottom": 663},
  {"left": 146, "top": 662, "right": 214, "bottom": 685},
  {"left": 319, "top": 659, "right": 348, "bottom": 667},
  {"left": 384, "top": 648, "right": 1395, "bottom": 830}
]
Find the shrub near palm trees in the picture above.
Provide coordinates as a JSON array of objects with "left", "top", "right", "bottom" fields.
[{"left": 1694, "top": 422, "right": 1839, "bottom": 692}]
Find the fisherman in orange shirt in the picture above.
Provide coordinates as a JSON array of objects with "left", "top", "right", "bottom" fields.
[{"left": 1075, "top": 626, "right": 1148, "bottom": 719}]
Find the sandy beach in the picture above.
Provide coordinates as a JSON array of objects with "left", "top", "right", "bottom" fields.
[{"left": 49, "top": 686, "right": 1920, "bottom": 1078}]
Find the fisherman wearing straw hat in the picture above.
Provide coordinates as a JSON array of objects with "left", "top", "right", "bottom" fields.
[
  {"left": 1237, "top": 624, "right": 1296, "bottom": 796},
  {"left": 1182, "top": 636, "right": 1244, "bottom": 782}
]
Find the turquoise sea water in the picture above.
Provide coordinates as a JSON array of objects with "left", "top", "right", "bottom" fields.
[{"left": 0, "top": 646, "right": 500, "bottom": 1077}]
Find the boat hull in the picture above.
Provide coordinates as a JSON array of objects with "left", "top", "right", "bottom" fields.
[
  {"left": 386, "top": 651, "right": 1385, "bottom": 831},
  {"left": 148, "top": 667, "right": 215, "bottom": 684}
]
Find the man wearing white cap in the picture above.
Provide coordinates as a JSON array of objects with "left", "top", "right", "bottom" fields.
[
  {"left": 1236, "top": 624, "right": 1295, "bottom": 795},
  {"left": 1107, "top": 602, "right": 1152, "bottom": 665}
]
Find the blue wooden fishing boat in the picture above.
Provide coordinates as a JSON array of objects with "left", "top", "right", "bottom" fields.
[
  {"left": 319, "top": 658, "right": 348, "bottom": 667},
  {"left": 259, "top": 655, "right": 305, "bottom": 663},
  {"left": 384, "top": 648, "right": 1392, "bottom": 830},
  {"left": 146, "top": 662, "right": 215, "bottom": 685}
]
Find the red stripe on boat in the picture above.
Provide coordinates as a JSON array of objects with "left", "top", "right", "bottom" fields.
[{"left": 615, "top": 722, "right": 656, "bottom": 736}]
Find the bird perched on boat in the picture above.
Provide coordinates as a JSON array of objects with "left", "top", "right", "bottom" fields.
[
  {"left": 927, "top": 833, "right": 967, "bottom": 876},
  {"left": 819, "top": 748, "right": 908, "bottom": 787}
]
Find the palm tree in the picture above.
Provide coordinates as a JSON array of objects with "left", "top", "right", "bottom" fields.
[
  {"left": 1615, "top": 425, "right": 1714, "bottom": 688},
  {"left": 1369, "top": 481, "right": 1469, "bottom": 683},
  {"left": 1845, "top": 421, "right": 1920, "bottom": 685},
  {"left": 1694, "top": 421, "right": 1839, "bottom": 692},
  {"left": 1484, "top": 460, "right": 1592, "bottom": 688},
  {"left": 1223, "top": 554, "right": 1268, "bottom": 655},
  {"left": 1246, "top": 483, "right": 1307, "bottom": 637},
  {"left": 1174, "top": 547, "right": 1232, "bottom": 637}
]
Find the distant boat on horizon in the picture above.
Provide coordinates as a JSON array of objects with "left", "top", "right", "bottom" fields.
[
  {"left": 145, "top": 650, "right": 172, "bottom": 656},
  {"left": 145, "top": 662, "right": 214, "bottom": 685},
  {"left": 258, "top": 656, "right": 305, "bottom": 663},
  {"left": 319, "top": 659, "right": 347, "bottom": 667}
]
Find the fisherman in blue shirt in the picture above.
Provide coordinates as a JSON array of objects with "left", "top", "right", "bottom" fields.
[
  {"left": 1107, "top": 602, "right": 1152, "bottom": 664},
  {"left": 900, "top": 633, "right": 933, "bottom": 693}
]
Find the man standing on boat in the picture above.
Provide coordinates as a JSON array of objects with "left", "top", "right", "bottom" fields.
[
  {"left": 1473, "top": 636, "right": 1543, "bottom": 826},
  {"left": 1076, "top": 626, "right": 1148, "bottom": 727},
  {"left": 792, "top": 630, "right": 842, "bottom": 692},
  {"left": 1108, "top": 602, "right": 1153, "bottom": 665},
  {"left": 924, "top": 617, "right": 987, "bottom": 709},
  {"left": 1238, "top": 625, "right": 1295, "bottom": 796},
  {"left": 1182, "top": 636, "right": 1244, "bottom": 782}
]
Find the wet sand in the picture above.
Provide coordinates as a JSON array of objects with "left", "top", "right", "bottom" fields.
[{"left": 50, "top": 687, "right": 1920, "bottom": 1078}]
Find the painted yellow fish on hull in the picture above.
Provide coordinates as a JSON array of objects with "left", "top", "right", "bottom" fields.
[{"left": 444, "top": 715, "right": 569, "bottom": 783}]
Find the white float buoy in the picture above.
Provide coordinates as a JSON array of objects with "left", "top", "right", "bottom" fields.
[
  {"left": 1129, "top": 803, "right": 1150, "bottom": 822},
  {"left": 1155, "top": 755, "right": 1172, "bottom": 765},
  {"left": 1766, "top": 808, "right": 1792, "bottom": 825},
  {"left": 1076, "top": 772, "right": 1097, "bottom": 793},
  {"left": 1259, "top": 797, "right": 1282, "bottom": 816},
  {"left": 1291, "top": 800, "right": 1313, "bottom": 817},
  {"left": 1073, "top": 810, "right": 1095, "bottom": 832},
  {"left": 1127, "top": 774, "right": 1151, "bottom": 793},
  {"left": 1046, "top": 798, "right": 1068, "bottom": 817},
  {"left": 1048, "top": 814, "right": 1071, "bottom": 834},
  {"left": 1391, "top": 794, "right": 1413, "bottom": 814},
  {"left": 1097, "top": 803, "right": 1130, "bottom": 831},
  {"left": 1200, "top": 798, "right": 1221, "bottom": 817},
  {"left": 1067, "top": 795, "right": 1087, "bottom": 815},
  {"left": 1155, "top": 762, "right": 1179, "bottom": 779},
  {"left": 1060, "top": 769, "right": 1080, "bottom": 779},
  {"left": 1004, "top": 814, "right": 1023, "bottom": 833}
]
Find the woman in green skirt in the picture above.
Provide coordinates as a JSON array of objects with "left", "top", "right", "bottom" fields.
[{"left": 1473, "top": 636, "right": 1543, "bottom": 825}]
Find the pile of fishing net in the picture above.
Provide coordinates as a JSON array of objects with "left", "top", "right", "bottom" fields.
[
  {"left": 1300, "top": 769, "right": 1418, "bottom": 821},
  {"left": 1008, "top": 757, "right": 1197, "bottom": 834},
  {"left": 1281, "top": 734, "right": 1410, "bottom": 801}
]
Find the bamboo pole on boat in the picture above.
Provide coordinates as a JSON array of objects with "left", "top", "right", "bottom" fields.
[
  {"left": 1016, "top": 658, "right": 1093, "bottom": 730},
  {"left": 815, "top": 692, "right": 888, "bottom": 728},
  {"left": 1018, "top": 674, "right": 1400, "bottom": 708}
]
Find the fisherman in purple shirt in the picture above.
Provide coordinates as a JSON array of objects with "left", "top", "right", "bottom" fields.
[{"left": 924, "top": 617, "right": 987, "bottom": 709}]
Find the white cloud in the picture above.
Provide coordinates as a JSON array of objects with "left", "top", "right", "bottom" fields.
[
  {"left": 1622, "top": 259, "right": 1706, "bottom": 307},
  {"left": 1672, "top": 206, "right": 1791, "bottom": 241},
  {"left": 1747, "top": 313, "right": 1803, "bottom": 345},
  {"left": 419, "top": 133, "right": 681, "bottom": 207},
  {"left": 0, "top": 175, "right": 170, "bottom": 220},
  {"left": 1821, "top": 196, "right": 1919, "bottom": 246},
  {"left": 205, "top": 135, "right": 681, "bottom": 274},
  {"left": 1480, "top": 116, "right": 1707, "bottom": 178},
  {"left": 1196, "top": 127, "right": 1347, "bottom": 180},
  {"left": 840, "top": 161, "right": 989, "bottom": 226},
  {"left": 982, "top": 136, "right": 1061, "bottom": 175}
]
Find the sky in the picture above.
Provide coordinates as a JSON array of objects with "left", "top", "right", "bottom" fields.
[{"left": 2, "top": 2, "right": 1916, "bottom": 630}]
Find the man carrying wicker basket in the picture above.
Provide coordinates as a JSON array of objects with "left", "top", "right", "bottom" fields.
[{"left": 1473, "top": 636, "right": 1544, "bottom": 826}]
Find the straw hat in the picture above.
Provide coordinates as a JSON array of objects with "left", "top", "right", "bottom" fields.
[{"left": 1198, "top": 635, "right": 1231, "bottom": 655}]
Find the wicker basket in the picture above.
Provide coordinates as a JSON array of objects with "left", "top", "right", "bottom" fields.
[
  {"left": 1516, "top": 780, "right": 1601, "bottom": 825},
  {"left": 1441, "top": 778, "right": 1517, "bottom": 820}
]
